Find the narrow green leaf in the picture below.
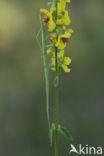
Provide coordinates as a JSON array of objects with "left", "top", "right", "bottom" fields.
[
  {"left": 40, "top": 15, "right": 50, "bottom": 128},
  {"left": 52, "top": 123, "right": 55, "bottom": 130},
  {"left": 49, "top": 123, "right": 55, "bottom": 146},
  {"left": 58, "top": 126, "right": 73, "bottom": 141}
]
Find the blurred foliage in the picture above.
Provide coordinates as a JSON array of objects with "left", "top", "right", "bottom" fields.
[{"left": 0, "top": 0, "right": 104, "bottom": 155}]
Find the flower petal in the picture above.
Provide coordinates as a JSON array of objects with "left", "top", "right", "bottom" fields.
[
  {"left": 62, "top": 64, "right": 71, "bottom": 72},
  {"left": 63, "top": 10, "right": 71, "bottom": 25},
  {"left": 66, "top": 29, "right": 74, "bottom": 33},
  {"left": 64, "top": 57, "right": 71, "bottom": 65},
  {"left": 40, "top": 9, "right": 48, "bottom": 14},
  {"left": 48, "top": 19, "right": 56, "bottom": 32},
  {"left": 56, "top": 36, "right": 66, "bottom": 50},
  {"left": 51, "top": 67, "right": 56, "bottom": 71},
  {"left": 47, "top": 49, "right": 52, "bottom": 55},
  {"left": 58, "top": 50, "right": 64, "bottom": 58}
]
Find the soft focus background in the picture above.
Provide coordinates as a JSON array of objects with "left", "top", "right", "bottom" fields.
[{"left": 0, "top": 0, "right": 104, "bottom": 155}]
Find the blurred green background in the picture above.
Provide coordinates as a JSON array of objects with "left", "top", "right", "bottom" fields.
[{"left": 0, "top": 0, "right": 104, "bottom": 155}]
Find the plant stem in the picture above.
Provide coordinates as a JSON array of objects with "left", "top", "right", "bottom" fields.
[
  {"left": 54, "top": 0, "right": 59, "bottom": 154},
  {"left": 55, "top": 84, "right": 58, "bottom": 156},
  {"left": 55, "top": 40, "right": 59, "bottom": 156},
  {"left": 54, "top": 0, "right": 58, "bottom": 155}
]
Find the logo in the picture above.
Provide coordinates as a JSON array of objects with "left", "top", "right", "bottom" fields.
[{"left": 69, "top": 144, "right": 103, "bottom": 155}]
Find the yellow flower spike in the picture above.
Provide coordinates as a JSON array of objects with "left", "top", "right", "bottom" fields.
[
  {"left": 40, "top": 8, "right": 56, "bottom": 32},
  {"left": 56, "top": 29, "right": 73, "bottom": 50},
  {"left": 40, "top": 0, "right": 73, "bottom": 73}
]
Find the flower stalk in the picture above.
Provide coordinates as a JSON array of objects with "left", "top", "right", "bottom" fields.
[
  {"left": 54, "top": 0, "right": 59, "bottom": 155},
  {"left": 55, "top": 86, "right": 59, "bottom": 156}
]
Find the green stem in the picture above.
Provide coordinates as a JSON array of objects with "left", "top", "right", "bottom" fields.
[
  {"left": 46, "top": 85, "right": 50, "bottom": 128},
  {"left": 54, "top": 0, "right": 58, "bottom": 154},
  {"left": 55, "top": 85, "right": 58, "bottom": 156}
]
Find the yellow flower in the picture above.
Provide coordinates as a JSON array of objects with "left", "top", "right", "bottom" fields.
[
  {"left": 62, "top": 57, "right": 71, "bottom": 72},
  {"left": 63, "top": 26, "right": 66, "bottom": 30},
  {"left": 51, "top": 50, "right": 71, "bottom": 72},
  {"left": 47, "top": 49, "right": 52, "bottom": 55},
  {"left": 58, "top": 0, "right": 71, "bottom": 11},
  {"left": 56, "top": 29, "right": 73, "bottom": 50},
  {"left": 58, "top": 1, "right": 66, "bottom": 12},
  {"left": 50, "top": 33, "right": 57, "bottom": 42},
  {"left": 57, "top": 2, "right": 71, "bottom": 25},
  {"left": 40, "top": 8, "right": 56, "bottom": 32},
  {"left": 57, "top": 19, "right": 64, "bottom": 25}
]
